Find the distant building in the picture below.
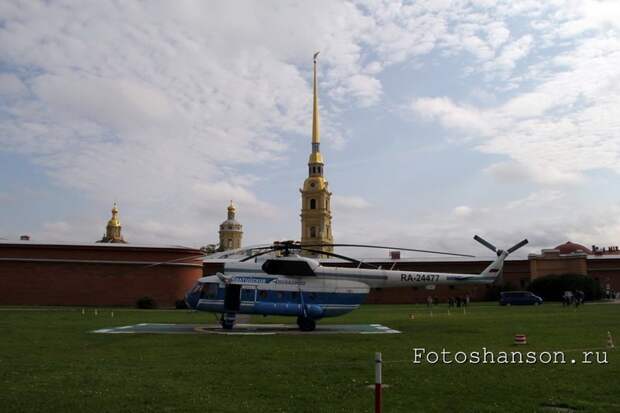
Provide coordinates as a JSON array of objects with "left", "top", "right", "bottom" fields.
[
  {"left": 300, "top": 53, "right": 334, "bottom": 257},
  {"left": 218, "top": 201, "right": 243, "bottom": 251},
  {"left": 97, "top": 203, "right": 126, "bottom": 243}
]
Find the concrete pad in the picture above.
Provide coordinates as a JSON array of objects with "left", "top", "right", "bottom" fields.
[{"left": 93, "top": 323, "right": 400, "bottom": 335}]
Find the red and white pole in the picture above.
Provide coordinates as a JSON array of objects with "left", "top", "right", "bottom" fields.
[{"left": 375, "top": 352, "right": 382, "bottom": 413}]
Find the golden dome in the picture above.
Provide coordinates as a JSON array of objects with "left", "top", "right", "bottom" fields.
[
  {"left": 107, "top": 203, "right": 121, "bottom": 227},
  {"left": 303, "top": 176, "right": 327, "bottom": 191},
  {"left": 227, "top": 200, "right": 236, "bottom": 212}
]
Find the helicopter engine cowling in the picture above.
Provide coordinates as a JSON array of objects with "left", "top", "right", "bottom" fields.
[{"left": 254, "top": 302, "right": 324, "bottom": 319}]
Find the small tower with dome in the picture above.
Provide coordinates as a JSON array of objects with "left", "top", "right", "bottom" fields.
[
  {"left": 218, "top": 201, "right": 243, "bottom": 251},
  {"left": 98, "top": 202, "right": 127, "bottom": 243}
]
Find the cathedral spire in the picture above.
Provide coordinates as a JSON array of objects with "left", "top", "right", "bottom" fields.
[
  {"left": 301, "top": 52, "right": 333, "bottom": 257},
  {"left": 309, "top": 52, "right": 323, "bottom": 168},
  {"left": 312, "top": 51, "right": 320, "bottom": 146}
]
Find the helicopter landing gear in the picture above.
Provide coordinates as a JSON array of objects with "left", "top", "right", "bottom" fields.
[
  {"left": 297, "top": 316, "right": 316, "bottom": 332},
  {"left": 221, "top": 313, "right": 236, "bottom": 330}
]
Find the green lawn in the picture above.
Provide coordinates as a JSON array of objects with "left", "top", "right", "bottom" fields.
[{"left": 1, "top": 303, "right": 618, "bottom": 412}]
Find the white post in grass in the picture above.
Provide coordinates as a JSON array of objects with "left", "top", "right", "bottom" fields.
[{"left": 375, "top": 352, "right": 382, "bottom": 413}]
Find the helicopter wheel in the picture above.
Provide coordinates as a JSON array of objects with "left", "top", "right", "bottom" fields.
[
  {"left": 221, "top": 313, "right": 235, "bottom": 330},
  {"left": 297, "top": 316, "right": 316, "bottom": 332}
]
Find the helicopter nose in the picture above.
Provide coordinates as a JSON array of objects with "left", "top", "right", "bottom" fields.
[{"left": 185, "top": 290, "right": 199, "bottom": 310}]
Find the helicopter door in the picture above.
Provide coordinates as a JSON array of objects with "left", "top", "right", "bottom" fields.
[
  {"left": 241, "top": 286, "right": 257, "bottom": 303},
  {"left": 224, "top": 284, "right": 241, "bottom": 312}
]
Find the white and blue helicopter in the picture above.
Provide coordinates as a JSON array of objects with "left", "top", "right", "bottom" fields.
[{"left": 185, "top": 235, "right": 528, "bottom": 331}]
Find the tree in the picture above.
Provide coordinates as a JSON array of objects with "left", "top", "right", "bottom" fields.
[{"left": 528, "top": 274, "right": 602, "bottom": 301}]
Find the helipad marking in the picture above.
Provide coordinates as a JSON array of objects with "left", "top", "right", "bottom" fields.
[{"left": 92, "top": 323, "right": 401, "bottom": 335}]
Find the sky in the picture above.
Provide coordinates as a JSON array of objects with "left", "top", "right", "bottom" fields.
[{"left": 1, "top": 0, "right": 620, "bottom": 259}]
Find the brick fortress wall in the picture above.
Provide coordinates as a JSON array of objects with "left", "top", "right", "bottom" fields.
[{"left": 0, "top": 243, "right": 204, "bottom": 307}]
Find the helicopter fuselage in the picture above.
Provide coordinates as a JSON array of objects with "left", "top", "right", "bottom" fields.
[{"left": 184, "top": 254, "right": 501, "bottom": 323}]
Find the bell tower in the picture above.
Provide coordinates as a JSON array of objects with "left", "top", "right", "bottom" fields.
[
  {"left": 300, "top": 52, "right": 334, "bottom": 256},
  {"left": 218, "top": 201, "right": 243, "bottom": 251}
]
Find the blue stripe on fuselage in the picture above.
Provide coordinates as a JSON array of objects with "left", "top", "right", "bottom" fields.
[{"left": 192, "top": 289, "right": 367, "bottom": 318}]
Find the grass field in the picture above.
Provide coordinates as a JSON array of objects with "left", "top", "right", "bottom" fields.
[{"left": 1, "top": 303, "right": 618, "bottom": 412}]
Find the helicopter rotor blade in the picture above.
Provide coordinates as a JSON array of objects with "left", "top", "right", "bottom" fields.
[
  {"left": 473, "top": 235, "right": 497, "bottom": 253},
  {"left": 507, "top": 239, "right": 528, "bottom": 254},
  {"left": 206, "top": 244, "right": 274, "bottom": 259},
  {"left": 300, "top": 248, "right": 379, "bottom": 269},
  {"left": 302, "top": 243, "right": 474, "bottom": 258},
  {"left": 239, "top": 248, "right": 276, "bottom": 262}
]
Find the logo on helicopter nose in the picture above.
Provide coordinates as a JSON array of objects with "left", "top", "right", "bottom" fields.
[{"left": 231, "top": 276, "right": 277, "bottom": 284}]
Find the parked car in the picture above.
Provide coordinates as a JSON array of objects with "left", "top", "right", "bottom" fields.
[{"left": 499, "top": 291, "right": 543, "bottom": 306}]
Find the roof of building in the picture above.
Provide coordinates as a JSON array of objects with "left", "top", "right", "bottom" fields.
[
  {"left": 0, "top": 239, "right": 201, "bottom": 252},
  {"left": 554, "top": 241, "right": 592, "bottom": 254},
  {"left": 220, "top": 219, "right": 242, "bottom": 227}
]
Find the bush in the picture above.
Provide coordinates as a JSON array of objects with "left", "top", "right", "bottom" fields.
[
  {"left": 528, "top": 274, "right": 602, "bottom": 301},
  {"left": 175, "top": 299, "right": 188, "bottom": 309},
  {"left": 136, "top": 296, "right": 157, "bottom": 309}
]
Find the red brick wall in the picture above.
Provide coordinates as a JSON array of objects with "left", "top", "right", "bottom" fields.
[
  {"left": 587, "top": 257, "right": 620, "bottom": 292},
  {"left": 0, "top": 243, "right": 204, "bottom": 307}
]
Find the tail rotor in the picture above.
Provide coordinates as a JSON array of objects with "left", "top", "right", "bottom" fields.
[
  {"left": 473, "top": 235, "right": 499, "bottom": 254},
  {"left": 507, "top": 239, "right": 529, "bottom": 255},
  {"left": 474, "top": 235, "right": 528, "bottom": 257},
  {"left": 473, "top": 235, "right": 529, "bottom": 285}
]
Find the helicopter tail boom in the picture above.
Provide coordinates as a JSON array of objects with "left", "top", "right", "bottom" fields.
[{"left": 339, "top": 236, "right": 528, "bottom": 288}]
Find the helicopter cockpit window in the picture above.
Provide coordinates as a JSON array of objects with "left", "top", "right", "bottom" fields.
[
  {"left": 200, "top": 283, "right": 219, "bottom": 299},
  {"left": 261, "top": 260, "right": 316, "bottom": 276}
]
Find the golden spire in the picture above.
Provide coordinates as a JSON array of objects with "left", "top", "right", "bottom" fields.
[
  {"left": 108, "top": 202, "right": 120, "bottom": 227},
  {"left": 227, "top": 200, "right": 236, "bottom": 220},
  {"left": 312, "top": 51, "right": 320, "bottom": 145},
  {"left": 308, "top": 52, "right": 323, "bottom": 166}
]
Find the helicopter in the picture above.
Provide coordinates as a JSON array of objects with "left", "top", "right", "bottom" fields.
[{"left": 184, "top": 235, "right": 528, "bottom": 331}]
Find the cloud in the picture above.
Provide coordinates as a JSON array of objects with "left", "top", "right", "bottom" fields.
[
  {"left": 411, "top": 97, "right": 493, "bottom": 136},
  {"left": 485, "top": 34, "right": 533, "bottom": 73},
  {"left": 2, "top": 0, "right": 620, "bottom": 252},
  {"left": 506, "top": 190, "right": 564, "bottom": 209},
  {"left": 411, "top": 27, "right": 620, "bottom": 186},
  {"left": 332, "top": 74, "right": 383, "bottom": 108},
  {"left": 0, "top": 73, "right": 27, "bottom": 97},
  {"left": 332, "top": 195, "right": 372, "bottom": 211},
  {"left": 484, "top": 161, "right": 585, "bottom": 185},
  {"left": 453, "top": 206, "right": 473, "bottom": 218}
]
